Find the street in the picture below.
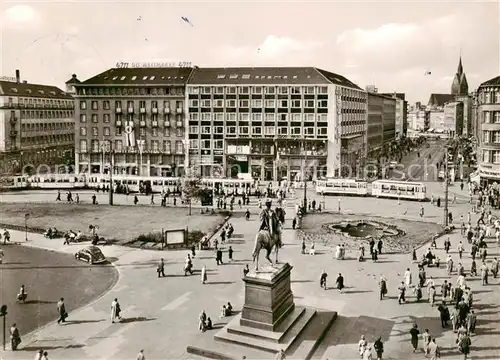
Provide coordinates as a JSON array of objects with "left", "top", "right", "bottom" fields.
[{"left": 0, "top": 245, "right": 118, "bottom": 344}]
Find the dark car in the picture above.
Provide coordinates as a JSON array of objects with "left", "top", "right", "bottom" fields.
[{"left": 75, "top": 246, "right": 106, "bottom": 264}]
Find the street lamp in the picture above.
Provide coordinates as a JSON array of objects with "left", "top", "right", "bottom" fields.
[
  {"left": 0, "top": 304, "right": 7, "bottom": 350},
  {"left": 24, "top": 213, "right": 29, "bottom": 241}
]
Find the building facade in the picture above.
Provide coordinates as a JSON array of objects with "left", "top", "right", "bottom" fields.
[
  {"left": 428, "top": 109, "right": 445, "bottom": 131},
  {"left": 381, "top": 93, "right": 407, "bottom": 138},
  {"left": 0, "top": 70, "right": 74, "bottom": 175},
  {"left": 366, "top": 92, "right": 396, "bottom": 155},
  {"left": 408, "top": 102, "right": 428, "bottom": 131},
  {"left": 443, "top": 101, "right": 464, "bottom": 137},
  {"left": 73, "top": 68, "right": 192, "bottom": 176},
  {"left": 185, "top": 67, "right": 366, "bottom": 180},
  {"left": 477, "top": 75, "right": 500, "bottom": 183}
]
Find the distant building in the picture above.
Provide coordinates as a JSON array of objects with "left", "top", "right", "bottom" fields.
[
  {"left": 381, "top": 93, "right": 407, "bottom": 138},
  {"left": 408, "top": 102, "right": 427, "bottom": 131},
  {"left": 366, "top": 91, "right": 396, "bottom": 156},
  {"left": 428, "top": 109, "right": 445, "bottom": 131},
  {"left": 0, "top": 69, "right": 74, "bottom": 175},
  {"left": 476, "top": 74, "right": 500, "bottom": 184},
  {"left": 451, "top": 56, "right": 469, "bottom": 96},
  {"left": 443, "top": 101, "right": 464, "bottom": 137}
]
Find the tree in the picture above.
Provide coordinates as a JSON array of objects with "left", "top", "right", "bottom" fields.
[{"left": 181, "top": 166, "right": 203, "bottom": 215}]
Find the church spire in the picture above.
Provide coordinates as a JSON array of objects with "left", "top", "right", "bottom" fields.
[{"left": 457, "top": 56, "right": 463, "bottom": 76}]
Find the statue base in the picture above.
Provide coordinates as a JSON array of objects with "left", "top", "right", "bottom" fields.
[{"left": 187, "top": 263, "right": 337, "bottom": 359}]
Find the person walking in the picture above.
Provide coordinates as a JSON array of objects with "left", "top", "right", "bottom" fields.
[
  {"left": 320, "top": 270, "right": 327, "bottom": 290},
  {"left": 111, "top": 298, "right": 122, "bottom": 323},
  {"left": 228, "top": 246, "right": 234, "bottom": 261},
  {"left": 373, "top": 337, "right": 383, "bottom": 360},
  {"left": 427, "top": 338, "right": 440, "bottom": 360},
  {"left": 335, "top": 273, "right": 344, "bottom": 294},
  {"left": 136, "top": 349, "right": 146, "bottom": 360},
  {"left": 9, "top": 323, "right": 21, "bottom": 350},
  {"left": 201, "top": 265, "right": 207, "bottom": 284},
  {"left": 409, "top": 324, "right": 420, "bottom": 353},
  {"left": 56, "top": 298, "right": 67, "bottom": 324},
  {"left": 157, "top": 258, "right": 165, "bottom": 278}
]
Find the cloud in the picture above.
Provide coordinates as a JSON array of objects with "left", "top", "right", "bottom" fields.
[
  {"left": 2, "top": 5, "right": 43, "bottom": 29},
  {"left": 213, "top": 35, "right": 323, "bottom": 66}
]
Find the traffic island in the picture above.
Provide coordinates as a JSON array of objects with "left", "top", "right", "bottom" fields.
[{"left": 187, "top": 263, "right": 337, "bottom": 359}]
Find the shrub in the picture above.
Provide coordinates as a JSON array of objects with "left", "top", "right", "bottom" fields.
[
  {"left": 187, "top": 230, "right": 206, "bottom": 245},
  {"left": 136, "top": 232, "right": 163, "bottom": 243}
]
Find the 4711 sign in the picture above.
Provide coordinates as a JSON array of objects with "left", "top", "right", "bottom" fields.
[{"left": 116, "top": 61, "right": 192, "bottom": 68}]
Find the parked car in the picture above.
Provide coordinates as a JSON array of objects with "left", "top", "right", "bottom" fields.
[{"left": 75, "top": 246, "right": 106, "bottom": 264}]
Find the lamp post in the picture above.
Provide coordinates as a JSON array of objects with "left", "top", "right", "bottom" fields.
[
  {"left": 303, "top": 141, "right": 308, "bottom": 213},
  {"left": 24, "top": 213, "right": 29, "bottom": 241},
  {"left": 0, "top": 304, "right": 7, "bottom": 350},
  {"left": 109, "top": 148, "right": 114, "bottom": 206}
]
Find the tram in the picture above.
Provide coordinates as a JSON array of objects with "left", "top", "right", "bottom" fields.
[
  {"left": 315, "top": 178, "right": 369, "bottom": 196},
  {"left": 371, "top": 180, "right": 426, "bottom": 201}
]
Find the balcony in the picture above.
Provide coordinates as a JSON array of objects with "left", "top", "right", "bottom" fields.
[
  {"left": 116, "top": 108, "right": 122, "bottom": 113},
  {"left": 152, "top": 108, "right": 158, "bottom": 114},
  {"left": 152, "top": 120, "right": 158, "bottom": 127},
  {"left": 116, "top": 120, "right": 122, "bottom": 127},
  {"left": 127, "top": 107, "right": 134, "bottom": 113},
  {"left": 140, "top": 108, "right": 146, "bottom": 113},
  {"left": 176, "top": 108, "right": 183, "bottom": 114},
  {"left": 140, "top": 120, "right": 146, "bottom": 127},
  {"left": 176, "top": 121, "right": 183, "bottom": 128},
  {"left": 164, "top": 120, "right": 171, "bottom": 127},
  {"left": 164, "top": 108, "right": 171, "bottom": 114}
]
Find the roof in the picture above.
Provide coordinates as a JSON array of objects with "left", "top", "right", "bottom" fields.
[
  {"left": 479, "top": 75, "right": 500, "bottom": 88},
  {"left": 79, "top": 67, "right": 194, "bottom": 86},
  {"left": 428, "top": 93, "right": 456, "bottom": 107},
  {"left": 0, "top": 81, "right": 73, "bottom": 99},
  {"left": 186, "top": 67, "right": 362, "bottom": 89},
  {"left": 65, "top": 74, "right": 81, "bottom": 84},
  {"left": 380, "top": 92, "right": 406, "bottom": 101},
  {"left": 367, "top": 92, "right": 396, "bottom": 101}
]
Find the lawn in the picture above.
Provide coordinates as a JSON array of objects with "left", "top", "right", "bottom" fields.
[
  {"left": 300, "top": 213, "right": 444, "bottom": 254},
  {"left": 0, "top": 202, "right": 226, "bottom": 245}
]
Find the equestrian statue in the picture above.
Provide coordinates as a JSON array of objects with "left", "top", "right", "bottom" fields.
[{"left": 252, "top": 199, "right": 284, "bottom": 271}]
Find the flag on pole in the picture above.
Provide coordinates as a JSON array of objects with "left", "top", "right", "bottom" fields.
[{"left": 124, "top": 123, "right": 135, "bottom": 147}]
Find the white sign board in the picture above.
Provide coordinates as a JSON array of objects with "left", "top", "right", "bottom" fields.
[{"left": 165, "top": 229, "right": 184, "bottom": 245}]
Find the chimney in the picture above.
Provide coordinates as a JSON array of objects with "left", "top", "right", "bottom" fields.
[{"left": 15, "top": 69, "right": 20, "bottom": 83}]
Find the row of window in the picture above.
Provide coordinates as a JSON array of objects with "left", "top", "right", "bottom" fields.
[
  {"left": 482, "top": 149, "right": 500, "bottom": 164},
  {"left": 17, "top": 110, "right": 73, "bottom": 119},
  {"left": 79, "top": 139, "right": 184, "bottom": 153},
  {"left": 479, "top": 89, "right": 500, "bottom": 104},
  {"left": 76, "top": 87, "right": 185, "bottom": 97},
  {"left": 482, "top": 130, "right": 500, "bottom": 143},
  {"left": 8, "top": 97, "right": 72, "bottom": 107},
  {"left": 79, "top": 113, "right": 183, "bottom": 124},
  {"left": 188, "top": 113, "right": 329, "bottom": 122},
  {"left": 21, "top": 122, "right": 73, "bottom": 132},
  {"left": 21, "top": 134, "right": 73, "bottom": 146},
  {"left": 189, "top": 99, "right": 328, "bottom": 109},
  {"left": 188, "top": 125, "right": 328, "bottom": 135},
  {"left": 80, "top": 126, "right": 184, "bottom": 138},
  {"left": 79, "top": 100, "right": 184, "bottom": 110},
  {"left": 482, "top": 111, "right": 500, "bottom": 124},
  {"left": 188, "top": 86, "right": 328, "bottom": 95}
]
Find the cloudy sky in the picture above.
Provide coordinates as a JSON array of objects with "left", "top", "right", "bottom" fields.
[{"left": 1, "top": 1, "right": 498, "bottom": 103}]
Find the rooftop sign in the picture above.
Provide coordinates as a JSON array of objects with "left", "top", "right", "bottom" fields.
[{"left": 116, "top": 61, "right": 192, "bottom": 69}]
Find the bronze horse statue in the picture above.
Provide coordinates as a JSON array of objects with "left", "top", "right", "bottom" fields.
[{"left": 252, "top": 207, "right": 284, "bottom": 271}]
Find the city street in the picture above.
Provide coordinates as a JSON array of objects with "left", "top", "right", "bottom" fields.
[
  {"left": 0, "top": 185, "right": 498, "bottom": 359},
  {"left": 0, "top": 244, "right": 118, "bottom": 343}
]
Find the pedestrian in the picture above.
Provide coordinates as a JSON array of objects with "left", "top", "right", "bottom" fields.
[
  {"left": 404, "top": 268, "right": 412, "bottom": 288},
  {"left": 157, "top": 258, "right": 165, "bottom": 278},
  {"left": 292, "top": 217, "right": 296, "bottom": 230},
  {"left": 136, "top": 349, "right": 146, "bottom": 360},
  {"left": 437, "top": 301, "right": 449, "bottom": 327},
  {"left": 358, "top": 335, "right": 368, "bottom": 357},
  {"left": 320, "top": 270, "right": 327, "bottom": 290},
  {"left": 35, "top": 349, "right": 44, "bottom": 360},
  {"left": 201, "top": 265, "right": 207, "bottom": 284},
  {"left": 373, "top": 337, "right": 383, "bottom": 360},
  {"left": 75, "top": 193, "right": 80, "bottom": 204},
  {"left": 57, "top": 298, "right": 67, "bottom": 324},
  {"left": 427, "top": 338, "right": 440, "bottom": 360},
  {"left": 379, "top": 275, "right": 388, "bottom": 300},
  {"left": 9, "top": 323, "right": 21, "bottom": 351},
  {"left": 134, "top": 194, "right": 139, "bottom": 205},
  {"left": 422, "top": 328, "right": 431, "bottom": 354},
  {"left": 150, "top": 193, "right": 155, "bottom": 205},
  {"left": 199, "top": 310, "right": 207, "bottom": 332},
  {"left": 92, "top": 193, "right": 97, "bottom": 205},
  {"left": 42, "top": 351, "right": 49, "bottom": 360},
  {"left": 111, "top": 298, "right": 122, "bottom": 323},
  {"left": 409, "top": 324, "right": 420, "bottom": 353},
  {"left": 335, "top": 273, "right": 344, "bottom": 293},
  {"left": 480, "top": 261, "right": 489, "bottom": 285},
  {"left": 398, "top": 281, "right": 406, "bottom": 304},
  {"left": 275, "top": 349, "right": 286, "bottom": 360},
  {"left": 243, "top": 264, "right": 250, "bottom": 277},
  {"left": 56, "top": 190, "right": 61, "bottom": 201},
  {"left": 228, "top": 246, "right": 234, "bottom": 261},
  {"left": 377, "top": 239, "right": 383, "bottom": 255},
  {"left": 301, "top": 239, "right": 306, "bottom": 254},
  {"left": 458, "top": 333, "right": 471, "bottom": 359},
  {"left": 216, "top": 249, "right": 223, "bottom": 265},
  {"left": 491, "top": 257, "right": 499, "bottom": 278}
]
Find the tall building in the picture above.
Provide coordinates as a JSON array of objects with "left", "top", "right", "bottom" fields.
[
  {"left": 408, "top": 102, "right": 428, "bottom": 131},
  {"left": 0, "top": 70, "right": 75, "bottom": 175},
  {"left": 73, "top": 68, "right": 192, "bottom": 176},
  {"left": 476, "top": 74, "right": 500, "bottom": 184},
  {"left": 366, "top": 91, "right": 396, "bottom": 156},
  {"left": 185, "top": 67, "right": 366, "bottom": 180},
  {"left": 443, "top": 101, "right": 464, "bottom": 136},
  {"left": 381, "top": 93, "right": 407, "bottom": 138}
]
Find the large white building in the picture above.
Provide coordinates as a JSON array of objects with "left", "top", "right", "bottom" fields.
[{"left": 185, "top": 67, "right": 367, "bottom": 180}]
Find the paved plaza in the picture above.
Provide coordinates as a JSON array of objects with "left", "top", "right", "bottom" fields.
[{"left": 0, "top": 183, "right": 499, "bottom": 360}]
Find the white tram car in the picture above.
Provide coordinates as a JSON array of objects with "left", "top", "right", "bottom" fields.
[
  {"left": 371, "top": 180, "right": 426, "bottom": 201},
  {"left": 315, "top": 178, "right": 369, "bottom": 196}
]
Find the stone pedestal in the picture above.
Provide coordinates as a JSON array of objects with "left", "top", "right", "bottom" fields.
[{"left": 240, "top": 263, "right": 294, "bottom": 331}]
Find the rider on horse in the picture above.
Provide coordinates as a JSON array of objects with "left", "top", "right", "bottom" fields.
[{"left": 259, "top": 199, "right": 282, "bottom": 246}]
